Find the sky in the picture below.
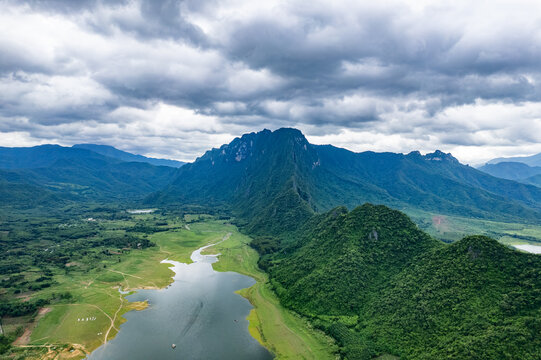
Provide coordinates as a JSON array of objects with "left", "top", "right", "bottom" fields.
[{"left": 1, "top": 0, "right": 541, "bottom": 165}]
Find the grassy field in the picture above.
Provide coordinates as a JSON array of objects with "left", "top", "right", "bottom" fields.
[{"left": 203, "top": 229, "right": 338, "bottom": 359}]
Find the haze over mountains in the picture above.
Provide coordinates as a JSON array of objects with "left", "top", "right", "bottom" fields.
[
  {"left": 73, "top": 144, "right": 185, "bottom": 168},
  {"left": 487, "top": 153, "right": 541, "bottom": 167}
]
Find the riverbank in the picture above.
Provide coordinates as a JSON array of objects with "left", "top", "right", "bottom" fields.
[
  {"left": 7, "top": 215, "right": 334, "bottom": 359},
  {"left": 87, "top": 234, "right": 271, "bottom": 360},
  {"left": 202, "top": 230, "right": 338, "bottom": 359},
  {"left": 8, "top": 216, "right": 229, "bottom": 359}
]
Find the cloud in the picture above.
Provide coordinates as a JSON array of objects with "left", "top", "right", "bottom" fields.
[
  {"left": 0, "top": 72, "right": 115, "bottom": 123},
  {"left": 1, "top": 0, "right": 541, "bottom": 164}
]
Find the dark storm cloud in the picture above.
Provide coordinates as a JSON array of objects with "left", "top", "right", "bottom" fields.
[
  {"left": 83, "top": 0, "right": 208, "bottom": 45},
  {"left": 219, "top": 3, "right": 541, "bottom": 112},
  {"left": 1, "top": 0, "right": 541, "bottom": 163}
]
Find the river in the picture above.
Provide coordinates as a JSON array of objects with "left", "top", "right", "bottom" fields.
[{"left": 87, "top": 241, "right": 273, "bottom": 360}]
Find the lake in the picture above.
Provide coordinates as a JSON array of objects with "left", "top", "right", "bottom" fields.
[
  {"left": 513, "top": 244, "right": 541, "bottom": 254},
  {"left": 87, "top": 243, "right": 273, "bottom": 360},
  {"left": 126, "top": 209, "right": 156, "bottom": 214}
]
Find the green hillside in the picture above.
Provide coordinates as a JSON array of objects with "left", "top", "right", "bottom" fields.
[
  {"left": 0, "top": 172, "right": 62, "bottom": 208},
  {"left": 312, "top": 146, "right": 541, "bottom": 222},
  {"left": 267, "top": 205, "right": 541, "bottom": 359},
  {"left": 269, "top": 204, "right": 441, "bottom": 315},
  {"left": 361, "top": 235, "right": 541, "bottom": 359}
]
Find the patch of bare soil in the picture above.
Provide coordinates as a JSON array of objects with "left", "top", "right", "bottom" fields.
[{"left": 432, "top": 215, "right": 450, "bottom": 233}]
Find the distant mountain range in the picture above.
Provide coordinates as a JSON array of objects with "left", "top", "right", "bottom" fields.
[
  {"left": 0, "top": 144, "right": 180, "bottom": 206},
  {"left": 4, "top": 131, "right": 541, "bottom": 224},
  {"left": 73, "top": 144, "right": 185, "bottom": 168},
  {"left": 478, "top": 162, "right": 541, "bottom": 186},
  {"left": 150, "top": 128, "right": 541, "bottom": 229},
  {"left": 486, "top": 152, "right": 541, "bottom": 167},
  {"left": 478, "top": 152, "right": 541, "bottom": 187}
]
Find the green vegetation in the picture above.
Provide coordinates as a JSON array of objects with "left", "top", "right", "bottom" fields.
[
  {"left": 1, "top": 208, "right": 333, "bottom": 359},
  {"left": 263, "top": 205, "right": 541, "bottom": 359},
  {"left": 3, "top": 128, "right": 541, "bottom": 360},
  {"left": 269, "top": 205, "right": 442, "bottom": 316},
  {"left": 360, "top": 235, "right": 541, "bottom": 359},
  {"left": 0, "top": 144, "right": 178, "bottom": 206}
]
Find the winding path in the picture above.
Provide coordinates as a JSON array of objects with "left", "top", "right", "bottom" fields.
[{"left": 104, "top": 293, "right": 124, "bottom": 344}]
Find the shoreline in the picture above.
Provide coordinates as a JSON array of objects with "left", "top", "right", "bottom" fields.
[{"left": 85, "top": 233, "right": 263, "bottom": 359}]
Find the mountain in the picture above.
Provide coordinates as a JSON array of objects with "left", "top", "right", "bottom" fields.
[
  {"left": 478, "top": 162, "right": 541, "bottom": 189},
  {"left": 73, "top": 144, "right": 185, "bottom": 168},
  {"left": 478, "top": 161, "right": 541, "bottom": 181},
  {"left": 524, "top": 174, "right": 541, "bottom": 187},
  {"left": 0, "top": 145, "right": 178, "bottom": 204},
  {"left": 150, "top": 128, "right": 541, "bottom": 227},
  {"left": 0, "top": 145, "right": 106, "bottom": 169},
  {"left": 267, "top": 204, "right": 541, "bottom": 359},
  {"left": 269, "top": 204, "right": 442, "bottom": 315},
  {"left": 487, "top": 152, "right": 541, "bottom": 167},
  {"left": 149, "top": 128, "right": 316, "bottom": 234}
]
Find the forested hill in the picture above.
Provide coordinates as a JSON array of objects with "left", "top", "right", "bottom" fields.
[
  {"left": 269, "top": 204, "right": 442, "bottom": 315},
  {"left": 267, "top": 204, "right": 541, "bottom": 359},
  {"left": 150, "top": 128, "right": 541, "bottom": 227}
]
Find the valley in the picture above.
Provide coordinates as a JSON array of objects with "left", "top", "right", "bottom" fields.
[
  {"left": 2, "top": 0, "right": 541, "bottom": 357},
  {"left": 1, "top": 128, "right": 541, "bottom": 360},
  {"left": 0, "top": 208, "right": 333, "bottom": 359}
]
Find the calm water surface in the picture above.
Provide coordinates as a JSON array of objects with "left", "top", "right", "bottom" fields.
[
  {"left": 513, "top": 244, "right": 541, "bottom": 254},
  {"left": 87, "top": 243, "right": 273, "bottom": 360}
]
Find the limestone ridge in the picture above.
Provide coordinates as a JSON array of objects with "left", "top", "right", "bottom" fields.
[{"left": 151, "top": 128, "right": 541, "bottom": 227}]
